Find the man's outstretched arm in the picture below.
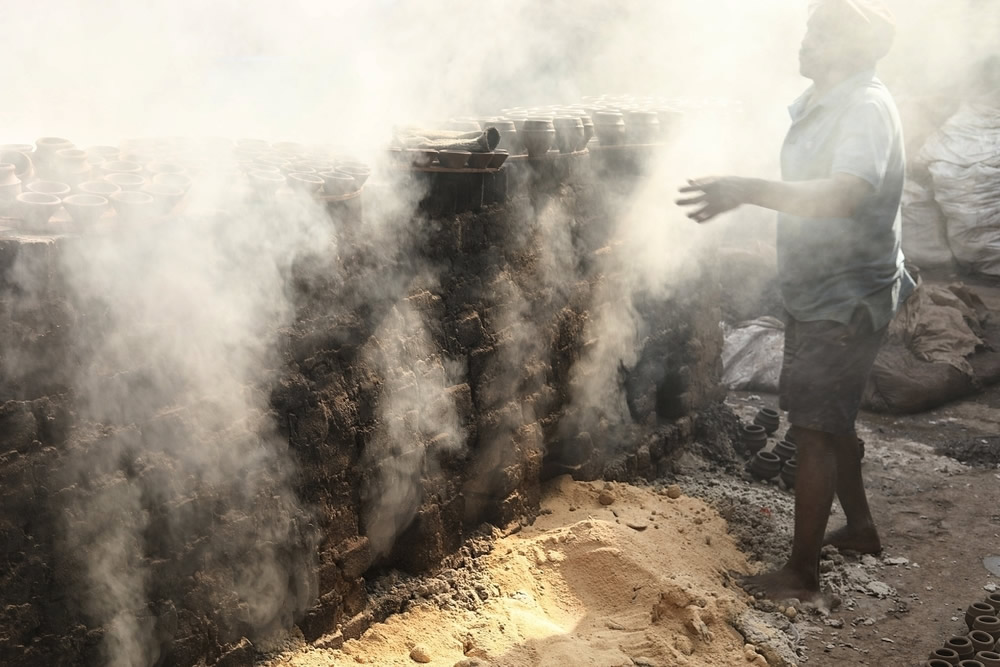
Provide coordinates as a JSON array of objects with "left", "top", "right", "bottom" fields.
[{"left": 676, "top": 172, "right": 874, "bottom": 223}]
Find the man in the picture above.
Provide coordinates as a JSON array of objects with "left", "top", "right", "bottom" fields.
[{"left": 677, "top": 0, "right": 913, "bottom": 604}]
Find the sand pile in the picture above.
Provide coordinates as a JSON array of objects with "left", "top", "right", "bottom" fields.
[{"left": 259, "top": 477, "right": 787, "bottom": 666}]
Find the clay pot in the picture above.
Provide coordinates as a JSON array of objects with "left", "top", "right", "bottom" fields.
[
  {"left": 976, "top": 651, "right": 1000, "bottom": 667},
  {"left": 593, "top": 111, "right": 626, "bottom": 146},
  {"left": 85, "top": 145, "right": 120, "bottom": 164},
  {"left": 974, "top": 616, "right": 1000, "bottom": 641},
  {"left": 78, "top": 180, "right": 121, "bottom": 199},
  {"left": 437, "top": 150, "right": 471, "bottom": 169},
  {"left": 947, "top": 636, "right": 976, "bottom": 661},
  {"left": 152, "top": 172, "right": 193, "bottom": 193},
  {"left": 248, "top": 170, "right": 286, "bottom": 198},
  {"left": 487, "top": 119, "right": 520, "bottom": 154},
  {"left": 146, "top": 161, "right": 185, "bottom": 176},
  {"left": 773, "top": 440, "right": 797, "bottom": 464},
  {"left": 553, "top": 116, "right": 585, "bottom": 154},
  {"left": 519, "top": 119, "right": 555, "bottom": 158},
  {"left": 62, "top": 194, "right": 108, "bottom": 229},
  {"left": 780, "top": 458, "right": 797, "bottom": 489},
  {"left": 958, "top": 660, "right": 986, "bottom": 667},
  {"left": 749, "top": 451, "right": 782, "bottom": 481},
  {"left": 655, "top": 107, "right": 684, "bottom": 139},
  {"left": 318, "top": 171, "right": 357, "bottom": 197},
  {"left": 15, "top": 192, "right": 62, "bottom": 231},
  {"left": 970, "top": 604, "right": 997, "bottom": 630},
  {"left": 625, "top": 110, "right": 660, "bottom": 144},
  {"left": 925, "top": 659, "right": 955, "bottom": 667},
  {"left": 467, "top": 152, "right": 493, "bottom": 169},
  {"left": 109, "top": 190, "right": 156, "bottom": 222},
  {"left": 488, "top": 150, "right": 509, "bottom": 169},
  {"left": 0, "top": 149, "right": 34, "bottom": 183},
  {"left": 580, "top": 116, "right": 595, "bottom": 148},
  {"left": 972, "top": 632, "right": 996, "bottom": 654},
  {"left": 741, "top": 423, "right": 767, "bottom": 456},
  {"left": 753, "top": 408, "right": 781, "bottom": 435},
  {"left": 101, "top": 160, "right": 144, "bottom": 175},
  {"left": 0, "top": 163, "right": 21, "bottom": 202},
  {"left": 26, "top": 181, "right": 71, "bottom": 197},
  {"left": 54, "top": 148, "right": 91, "bottom": 186},
  {"left": 286, "top": 172, "right": 324, "bottom": 195},
  {"left": 337, "top": 163, "right": 371, "bottom": 187},
  {"left": 104, "top": 172, "right": 146, "bottom": 191},
  {"left": 929, "top": 647, "right": 960, "bottom": 665},
  {"left": 406, "top": 149, "right": 438, "bottom": 168},
  {"left": 986, "top": 594, "right": 1000, "bottom": 614},
  {"left": 34, "top": 137, "right": 74, "bottom": 178},
  {"left": 141, "top": 183, "right": 186, "bottom": 214}
]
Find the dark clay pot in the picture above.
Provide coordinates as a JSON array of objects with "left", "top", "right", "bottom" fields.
[
  {"left": 974, "top": 616, "right": 1000, "bottom": 641},
  {"left": 925, "top": 661, "right": 955, "bottom": 667},
  {"left": 741, "top": 424, "right": 767, "bottom": 456},
  {"left": 967, "top": 603, "right": 994, "bottom": 630},
  {"left": 753, "top": 407, "right": 780, "bottom": 435},
  {"left": 773, "top": 439, "right": 797, "bottom": 464},
  {"left": 957, "top": 660, "right": 986, "bottom": 667},
  {"left": 780, "top": 459, "right": 797, "bottom": 489},
  {"left": 928, "top": 647, "right": 960, "bottom": 665},
  {"left": 972, "top": 632, "right": 996, "bottom": 654},
  {"left": 947, "top": 636, "right": 976, "bottom": 660},
  {"left": 749, "top": 451, "right": 782, "bottom": 481},
  {"left": 986, "top": 594, "right": 1000, "bottom": 614},
  {"left": 976, "top": 651, "right": 1000, "bottom": 667}
]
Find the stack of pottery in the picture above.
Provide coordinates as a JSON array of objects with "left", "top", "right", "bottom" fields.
[
  {"left": 943, "top": 636, "right": 974, "bottom": 662},
  {"left": 0, "top": 145, "right": 34, "bottom": 183},
  {"left": 62, "top": 194, "right": 109, "bottom": 229},
  {"left": 741, "top": 423, "right": 767, "bottom": 456},
  {"left": 553, "top": 116, "right": 585, "bottom": 153},
  {"left": 0, "top": 163, "right": 22, "bottom": 212},
  {"left": 593, "top": 111, "right": 626, "bottom": 146},
  {"left": 580, "top": 115, "right": 595, "bottom": 147},
  {"left": 773, "top": 439, "right": 796, "bottom": 465},
  {"left": 753, "top": 407, "right": 781, "bottom": 435},
  {"left": 655, "top": 107, "right": 684, "bottom": 140},
  {"left": 438, "top": 150, "right": 471, "bottom": 169},
  {"left": 519, "top": 119, "right": 555, "bottom": 158},
  {"left": 625, "top": 110, "right": 660, "bottom": 144},
  {"left": 749, "top": 450, "right": 782, "bottom": 481},
  {"left": 33, "top": 137, "right": 74, "bottom": 180},
  {"left": 53, "top": 148, "right": 91, "bottom": 186},
  {"left": 14, "top": 193, "right": 61, "bottom": 232},
  {"left": 467, "top": 152, "right": 492, "bottom": 169},
  {"left": 486, "top": 118, "right": 520, "bottom": 155},
  {"left": 780, "top": 458, "right": 797, "bottom": 489}
]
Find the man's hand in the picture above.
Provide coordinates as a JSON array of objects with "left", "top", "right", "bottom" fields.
[{"left": 676, "top": 177, "right": 749, "bottom": 223}]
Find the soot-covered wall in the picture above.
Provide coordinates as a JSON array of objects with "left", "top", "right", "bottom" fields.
[{"left": 0, "top": 150, "right": 724, "bottom": 666}]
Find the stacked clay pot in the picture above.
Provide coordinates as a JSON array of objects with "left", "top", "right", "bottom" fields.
[
  {"left": 753, "top": 407, "right": 781, "bottom": 435},
  {"left": 749, "top": 450, "right": 781, "bottom": 481},
  {"left": 519, "top": 119, "right": 555, "bottom": 158},
  {"left": 773, "top": 439, "right": 796, "bottom": 465},
  {"left": 741, "top": 423, "right": 767, "bottom": 456},
  {"left": 779, "top": 458, "right": 797, "bottom": 489}
]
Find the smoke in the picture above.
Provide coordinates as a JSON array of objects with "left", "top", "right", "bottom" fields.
[{"left": 2, "top": 1, "right": 996, "bottom": 665}]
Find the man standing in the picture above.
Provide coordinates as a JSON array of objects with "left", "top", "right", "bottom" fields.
[{"left": 677, "top": 0, "right": 912, "bottom": 603}]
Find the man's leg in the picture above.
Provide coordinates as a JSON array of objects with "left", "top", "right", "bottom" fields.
[
  {"left": 825, "top": 433, "right": 882, "bottom": 553},
  {"left": 744, "top": 425, "right": 837, "bottom": 602}
]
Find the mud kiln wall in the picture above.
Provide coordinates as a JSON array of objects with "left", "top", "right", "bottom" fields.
[{"left": 0, "top": 150, "right": 725, "bottom": 666}]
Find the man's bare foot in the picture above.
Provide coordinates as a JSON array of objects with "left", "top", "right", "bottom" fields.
[
  {"left": 741, "top": 566, "right": 825, "bottom": 605},
  {"left": 823, "top": 525, "right": 882, "bottom": 554}
]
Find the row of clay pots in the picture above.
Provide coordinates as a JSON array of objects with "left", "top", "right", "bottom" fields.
[
  {"left": 387, "top": 148, "right": 509, "bottom": 171},
  {"left": 925, "top": 596, "right": 1000, "bottom": 666},
  {"left": 495, "top": 109, "right": 596, "bottom": 156}
]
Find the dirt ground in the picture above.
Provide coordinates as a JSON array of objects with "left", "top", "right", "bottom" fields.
[{"left": 258, "top": 275, "right": 1000, "bottom": 667}]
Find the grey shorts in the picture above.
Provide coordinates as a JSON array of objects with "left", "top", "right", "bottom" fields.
[{"left": 779, "top": 309, "right": 887, "bottom": 436}]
